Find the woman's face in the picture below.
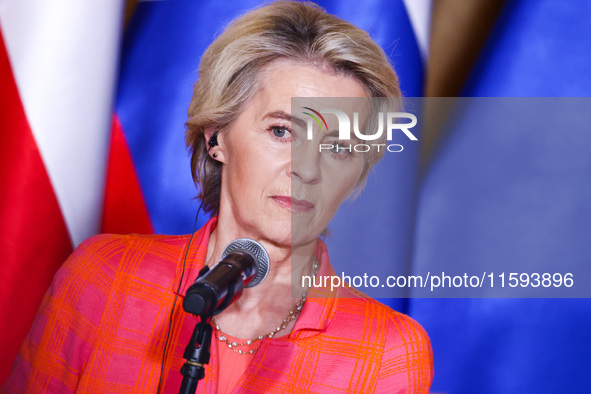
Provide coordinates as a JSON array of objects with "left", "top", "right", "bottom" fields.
[{"left": 215, "top": 60, "right": 366, "bottom": 248}]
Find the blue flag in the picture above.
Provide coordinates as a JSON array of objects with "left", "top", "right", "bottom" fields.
[{"left": 410, "top": 0, "right": 591, "bottom": 392}]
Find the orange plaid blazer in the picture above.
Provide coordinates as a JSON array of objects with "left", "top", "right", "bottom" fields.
[{"left": 3, "top": 218, "right": 433, "bottom": 393}]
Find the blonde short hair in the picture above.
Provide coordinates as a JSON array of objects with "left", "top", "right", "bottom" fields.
[{"left": 186, "top": 0, "right": 401, "bottom": 215}]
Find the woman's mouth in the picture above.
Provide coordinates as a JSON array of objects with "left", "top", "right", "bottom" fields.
[{"left": 271, "top": 196, "right": 315, "bottom": 212}]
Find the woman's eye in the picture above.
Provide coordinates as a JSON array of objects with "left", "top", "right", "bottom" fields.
[
  {"left": 330, "top": 142, "right": 351, "bottom": 156},
  {"left": 271, "top": 126, "right": 290, "bottom": 138}
]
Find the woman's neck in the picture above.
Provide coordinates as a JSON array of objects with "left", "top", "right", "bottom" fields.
[{"left": 204, "top": 217, "right": 317, "bottom": 339}]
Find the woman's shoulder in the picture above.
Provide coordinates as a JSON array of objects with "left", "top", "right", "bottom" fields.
[
  {"left": 312, "top": 292, "right": 433, "bottom": 390},
  {"left": 55, "top": 233, "right": 193, "bottom": 294},
  {"left": 44, "top": 232, "right": 194, "bottom": 325},
  {"left": 76, "top": 232, "right": 190, "bottom": 253},
  {"left": 331, "top": 291, "right": 431, "bottom": 345},
  {"left": 70, "top": 232, "right": 190, "bottom": 268}
]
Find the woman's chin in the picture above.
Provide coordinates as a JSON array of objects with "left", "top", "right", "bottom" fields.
[
  {"left": 260, "top": 228, "right": 314, "bottom": 250},
  {"left": 290, "top": 226, "right": 321, "bottom": 248}
]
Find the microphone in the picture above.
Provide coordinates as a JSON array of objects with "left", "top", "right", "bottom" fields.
[{"left": 183, "top": 238, "right": 270, "bottom": 317}]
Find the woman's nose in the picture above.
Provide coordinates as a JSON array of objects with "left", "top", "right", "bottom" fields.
[{"left": 289, "top": 145, "right": 321, "bottom": 184}]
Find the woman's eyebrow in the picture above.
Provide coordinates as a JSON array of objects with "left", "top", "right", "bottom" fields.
[{"left": 263, "top": 110, "right": 306, "bottom": 128}]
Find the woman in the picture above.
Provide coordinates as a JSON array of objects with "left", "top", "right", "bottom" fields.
[{"left": 3, "top": 1, "right": 433, "bottom": 393}]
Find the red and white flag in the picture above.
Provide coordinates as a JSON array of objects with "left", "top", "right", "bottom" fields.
[{"left": 0, "top": 0, "right": 123, "bottom": 382}]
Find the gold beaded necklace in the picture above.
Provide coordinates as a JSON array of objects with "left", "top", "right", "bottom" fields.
[{"left": 211, "top": 259, "right": 319, "bottom": 355}]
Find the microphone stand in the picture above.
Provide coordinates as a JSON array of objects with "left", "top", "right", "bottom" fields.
[
  {"left": 179, "top": 266, "right": 213, "bottom": 394},
  {"left": 179, "top": 266, "right": 240, "bottom": 394},
  {"left": 179, "top": 316, "right": 212, "bottom": 394}
]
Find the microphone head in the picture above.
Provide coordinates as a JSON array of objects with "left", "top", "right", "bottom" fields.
[{"left": 220, "top": 238, "right": 270, "bottom": 288}]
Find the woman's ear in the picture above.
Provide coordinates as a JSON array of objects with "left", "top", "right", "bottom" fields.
[{"left": 204, "top": 126, "right": 226, "bottom": 163}]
